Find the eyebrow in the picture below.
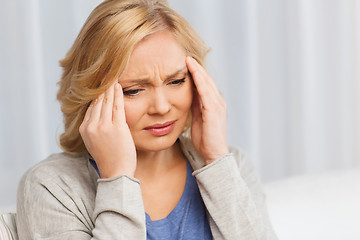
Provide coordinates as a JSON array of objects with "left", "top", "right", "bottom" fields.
[{"left": 120, "top": 66, "right": 188, "bottom": 84}]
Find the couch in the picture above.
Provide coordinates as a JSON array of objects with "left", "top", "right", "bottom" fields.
[{"left": 264, "top": 168, "right": 360, "bottom": 239}]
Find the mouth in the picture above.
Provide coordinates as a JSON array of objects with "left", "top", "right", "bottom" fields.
[{"left": 144, "top": 121, "right": 176, "bottom": 136}]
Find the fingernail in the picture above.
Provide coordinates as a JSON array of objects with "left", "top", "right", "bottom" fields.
[{"left": 115, "top": 83, "right": 120, "bottom": 90}]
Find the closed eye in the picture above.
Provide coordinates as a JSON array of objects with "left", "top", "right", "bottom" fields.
[{"left": 169, "top": 78, "right": 185, "bottom": 86}]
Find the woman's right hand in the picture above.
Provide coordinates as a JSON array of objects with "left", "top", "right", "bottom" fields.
[{"left": 79, "top": 82, "right": 137, "bottom": 178}]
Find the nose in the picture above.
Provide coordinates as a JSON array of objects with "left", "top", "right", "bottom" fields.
[{"left": 148, "top": 88, "right": 171, "bottom": 115}]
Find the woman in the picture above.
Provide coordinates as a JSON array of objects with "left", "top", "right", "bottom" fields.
[{"left": 17, "top": 0, "right": 277, "bottom": 239}]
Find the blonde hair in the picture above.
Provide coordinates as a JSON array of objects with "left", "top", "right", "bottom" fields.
[{"left": 57, "top": 0, "right": 210, "bottom": 154}]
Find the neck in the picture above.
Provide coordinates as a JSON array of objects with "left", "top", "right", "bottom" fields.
[{"left": 135, "top": 140, "right": 185, "bottom": 178}]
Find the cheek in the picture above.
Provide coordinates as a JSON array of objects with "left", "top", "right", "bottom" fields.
[
  {"left": 174, "top": 83, "right": 193, "bottom": 112},
  {"left": 124, "top": 101, "right": 144, "bottom": 129}
]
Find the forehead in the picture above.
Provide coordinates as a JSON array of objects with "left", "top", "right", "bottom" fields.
[{"left": 120, "top": 30, "right": 186, "bottom": 80}]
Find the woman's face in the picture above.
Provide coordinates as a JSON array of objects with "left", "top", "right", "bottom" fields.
[{"left": 119, "top": 30, "right": 193, "bottom": 153}]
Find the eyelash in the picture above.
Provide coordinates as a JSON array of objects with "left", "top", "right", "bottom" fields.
[
  {"left": 123, "top": 89, "right": 143, "bottom": 96},
  {"left": 123, "top": 78, "right": 186, "bottom": 96},
  {"left": 169, "top": 78, "right": 185, "bottom": 86}
]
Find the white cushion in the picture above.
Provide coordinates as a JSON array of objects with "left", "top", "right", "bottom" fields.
[
  {"left": 264, "top": 168, "right": 360, "bottom": 240},
  {"left": 0, "top": 213, "right": 18, "bottom": 240}
]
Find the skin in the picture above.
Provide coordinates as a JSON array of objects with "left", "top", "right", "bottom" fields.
[{"left": 79, "top": 30, "right": 229, "bottom": 220}]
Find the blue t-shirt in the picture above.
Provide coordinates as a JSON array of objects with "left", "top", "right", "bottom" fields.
[{"left": 89, "top": 159, "right": 212, "bottom": 239}]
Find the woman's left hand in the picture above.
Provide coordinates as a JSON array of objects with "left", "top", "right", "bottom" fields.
[{"left": 186, "top": 56, "right": 229, "bottom": 165}]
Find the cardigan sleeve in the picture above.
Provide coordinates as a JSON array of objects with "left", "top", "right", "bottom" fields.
[
  {"left": 192, "top": 147, "right": 278, "bottom": 240},
  {"left": 16, "top": 165, "right": 146, "bottom": 240}
]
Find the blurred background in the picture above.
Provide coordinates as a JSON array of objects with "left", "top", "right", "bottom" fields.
[{"left": 1, "top": 0, "right": 359, "bottom": 208}]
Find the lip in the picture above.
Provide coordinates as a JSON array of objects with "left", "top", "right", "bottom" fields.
[{"left": 144, "top": 121, "right": 176, "bottom": 136}]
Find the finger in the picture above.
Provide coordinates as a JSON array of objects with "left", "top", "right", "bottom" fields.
[
  {"left": 186, "top": 56, "right": 219, "bottom": 94},
  {"left": 186, "top": 57, "right": 221, "bottom": 109},
  {"left": 88, "top": 93, "right": 104, "bottom": 123},
  {"left": 100, "top": 83, "right": 115, "bottom": 123},
  {"left": 113, "top": 82, "right": 126, "bottom": 124},
  {"left": 187, "top": 57, "right": 220, "bottom": 97},
  {"left": 83, "top": 101, "right": 94, "bottom": 123}
]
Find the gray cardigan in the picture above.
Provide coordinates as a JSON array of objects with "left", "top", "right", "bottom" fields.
[{"left": 16, "top": 136, "right": 277, "bottom": 239}]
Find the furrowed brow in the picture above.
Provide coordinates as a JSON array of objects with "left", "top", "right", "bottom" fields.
[
  {"left": 120, "top": 66, "right": 188, "bottom": 84},
  {"left": 120, "top": 78, "right": 149, "bottom": 85},
  {"left": 164, "top": 66, "right": 187, "bottom": 81}
]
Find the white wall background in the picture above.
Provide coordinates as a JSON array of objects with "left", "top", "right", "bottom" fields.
[{"left": 1, "top": 0, "right": 359, "bottom": 208}]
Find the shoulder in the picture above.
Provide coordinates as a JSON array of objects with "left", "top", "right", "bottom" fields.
[
  {"left": 20, "top": 153, "right": 92, "bottom": 185},
  {"left": 18, "top": 152, "right": 97, "bottom": 204},
  {"left": 17, "top": 153, "right": 97, "bottom": 222},
  {"left": 17, "top": 153, "right": 97, "bottom": 237}
]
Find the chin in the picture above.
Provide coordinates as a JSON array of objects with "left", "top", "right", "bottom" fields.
[{"left": 134, "top": 131, "right": 182, "bottom": 153}]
